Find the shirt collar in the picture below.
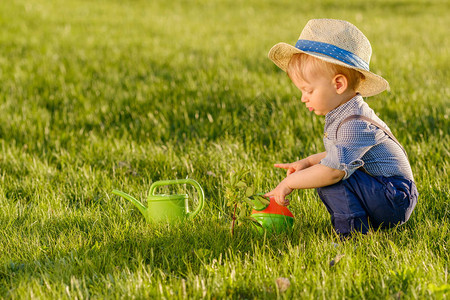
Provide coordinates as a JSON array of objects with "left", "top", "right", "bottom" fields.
[{"left": 325, "top": 94, "right": 363, "bottom": 126}]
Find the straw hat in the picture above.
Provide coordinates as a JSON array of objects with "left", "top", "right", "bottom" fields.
[{"left": 268, "top": 19, "right": 389, "bottom": 97}]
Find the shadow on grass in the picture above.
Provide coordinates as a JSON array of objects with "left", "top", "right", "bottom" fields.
[
  {"left": 0, "top": 214, "right": 312, "bottom": 288},
  {"left": 1, "top": 205, "right": 441, "bottom": 299}
]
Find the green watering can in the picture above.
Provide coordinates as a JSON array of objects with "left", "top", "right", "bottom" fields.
[{"left": 112, "top": 179, "right": 204, "bottom": 223}]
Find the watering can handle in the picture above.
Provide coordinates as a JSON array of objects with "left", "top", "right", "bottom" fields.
[{"left": 149, "top": 179, "right": 205, "bottom": 219}]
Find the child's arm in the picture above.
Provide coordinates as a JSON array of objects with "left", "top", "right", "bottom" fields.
[
  {"left": 274, "top": 152, "right": 327, "bottom": 175},
  {"left": 265, "top": 163, "right": 345, "bottom": 206}
]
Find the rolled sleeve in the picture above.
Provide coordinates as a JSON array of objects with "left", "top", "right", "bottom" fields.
[
  {"left": 321, "top": 155, "right": 365, "bottom": 180},
  {"left": 320, "top": 120, "right": 385, "bottom": 180}
]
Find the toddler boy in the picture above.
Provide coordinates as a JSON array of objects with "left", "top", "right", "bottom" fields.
[{"left": 265, "top": 19, "right": 418, "bottom": 236}]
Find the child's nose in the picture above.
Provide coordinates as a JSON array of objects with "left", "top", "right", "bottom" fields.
[{"left": 301, "top": 94, "right": 308, "bottom": 102}]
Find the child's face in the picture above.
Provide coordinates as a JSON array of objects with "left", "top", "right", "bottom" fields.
[{"left": 290, "top": 67, "right": 349, "bottom": 116}]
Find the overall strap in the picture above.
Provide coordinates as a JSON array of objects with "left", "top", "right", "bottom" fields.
[{"left": 336, "top": 115, "right": 408, "bottom": 157}]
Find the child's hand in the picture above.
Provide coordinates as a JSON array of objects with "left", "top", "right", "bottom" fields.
[
  {"left": 274, "top": 160, "right": 309, "bottom": 176},
  {"left": 265, "top": 182, "right": 293, "bottom": 206}
]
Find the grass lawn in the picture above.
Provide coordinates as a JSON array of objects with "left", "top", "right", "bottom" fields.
[{"left": 0, "top": 0, "right": 448, "bottom": 298}]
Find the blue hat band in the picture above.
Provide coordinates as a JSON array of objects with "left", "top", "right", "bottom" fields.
[{"left": 295, "top": 39, "right": 370, "bottom": 71}]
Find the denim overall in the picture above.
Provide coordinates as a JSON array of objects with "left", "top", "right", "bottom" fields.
[{"left": 317, "top": 115, "right": 418, "bottom": 236}]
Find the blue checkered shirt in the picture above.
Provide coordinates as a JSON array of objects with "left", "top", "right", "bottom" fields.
[{"left": 320, "top": 95, "right": 414, "bottom": 181}]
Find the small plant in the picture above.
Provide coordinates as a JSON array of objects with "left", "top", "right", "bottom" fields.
[{"left": 223, "top": 169, "right": 269, "bottom": 236}]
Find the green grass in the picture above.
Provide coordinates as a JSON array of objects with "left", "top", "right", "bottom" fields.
[{"left": 0, "top": 0, "right": 449, "bottom": 298}]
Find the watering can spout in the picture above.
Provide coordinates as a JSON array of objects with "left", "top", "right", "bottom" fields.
[{"left": 112, "top": 189, "right": 147, "bottom": 217}]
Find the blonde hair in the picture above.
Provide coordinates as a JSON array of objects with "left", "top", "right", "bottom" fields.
[{"left": 287, "top": 53, "right": 365, "bottom": 91}]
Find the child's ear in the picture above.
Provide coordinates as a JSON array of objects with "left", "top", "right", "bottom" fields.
[{"left": 333, "top": 74, "right": 348, "bottom": 94}]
